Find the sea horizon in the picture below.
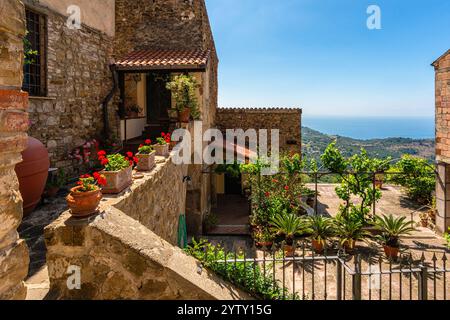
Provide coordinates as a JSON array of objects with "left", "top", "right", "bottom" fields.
[{"left": 302, "top": 115, "right": 435, "bottom": 140}]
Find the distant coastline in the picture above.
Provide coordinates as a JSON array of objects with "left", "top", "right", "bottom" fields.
[
  {"left": 302, "top": 126, "right": 435, "bottom": 164},
  {"left": 302, "top": 116, "right": 435, "bottom": 140}
]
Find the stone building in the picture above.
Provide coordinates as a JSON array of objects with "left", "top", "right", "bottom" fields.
[
  {"left": 0, "top": 0, "right": 303, "bottom": 300},
  {"left": 434, "top": 49, "right": 450, "bottom": 234},
  {"left": 0, "top": 0, "right": 29, "bottom": 300}
]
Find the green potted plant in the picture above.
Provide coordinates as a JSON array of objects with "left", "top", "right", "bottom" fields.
[
  {"left": 66, "top": 173, "right": 106, "bottom": 218},
  {"left": 253, "top": 227, "right": 275, "bottom": 248},
  {"left": 45, "top": 169, "right": 66, "bottom": 198},
  {"left": 419, "top": 212, "right": 429, "bottom": 228},
  {"left": 153, "top": 132, "right": 171, "bottom": 157},
  {"left": 136, "top": 139, "right": 156, "bottom": 172},
  {"left": 166, "top": 74, "right": 200, "bottom": 123},
  {"left": 307, "top": 215, "right": 335, "bottom": 254},
  {"left": 334, "top": 214, "right": 368, "bottom": 252},
  {"left": 373, "top": 214, "right": 415, "bottom": 260},
  {"left": 270, "top": 213, "right": 307, "bottom": 257},
  {"left": 97, "top": 151, "right": 136, "bottom": 194}
]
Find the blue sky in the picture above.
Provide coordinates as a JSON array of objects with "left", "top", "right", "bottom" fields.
[{"left": 205, "top": 0, "right": 450, "bottom": 117}]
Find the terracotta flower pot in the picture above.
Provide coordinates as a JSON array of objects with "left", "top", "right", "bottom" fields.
[
  {"left": 100, "top": 166, "right": 133, "bottom": 194},
  {"left": 421, "top": 219, "right": 428, "bottom": 228},
  {"left": 284, "top": 245, "right": 295, "bottom": 257},
  {"left": 178, "top": 108, "right": 191, "bottom": 123},
  {"left": 66, "top": 186, "right": 102, "bottom": 218},
  {"left": 15, "top": 137, "right": 50, "bottom": 216},
  {"left": 256, "top": 241, "right": 273, "bottom": 249},
  {"left": 136, "top": 151, "right": 156, "bottom": 172},
  {"left": 383, "top": 245, "right": 399, "bottom": 260},
  {"left": 154, "top": 144, "right": 169, "bottom": 157},
  {"left": 343, "top": 239, "right": 356, "bottom": 251},
  {"left": 312, "top": 240, "right": 325, "bottom": 254},
  {"left": 375, "top": 174, "right": 385, "bottom": 189}
]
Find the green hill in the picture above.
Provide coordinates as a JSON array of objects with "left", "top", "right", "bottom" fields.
[{"left": 302, "top": 126, "right": 435, "bottom": 164}]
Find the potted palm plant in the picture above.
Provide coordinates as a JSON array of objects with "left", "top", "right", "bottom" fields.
[
  {"left": 307, "top": 215, "right": 335, "bottom": 254},
  {"left": 270, "top": 213, "right": 307, "bottom": 257},
  {"left": 136, "top": 139, "right": 156, "bottom": 172},
  {"left": 373, "top": 214, "right": 415, "bottom": 260},
  {"left": 98, "top": 151, "right": 136, "bottom": 194},
  {"left": 334, "top": 214, "right": 368, "bottom": 252},
  {"left": 66, "top": 173, "right": 106, "bottom": 218},
  {"left": 166, "top": 74, "right": 200, "bottom": 123},
  {"left": 153, "top": 133, "right": 171, "bottom": 157}
]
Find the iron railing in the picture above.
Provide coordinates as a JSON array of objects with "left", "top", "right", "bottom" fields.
[{"left": 211, "top": 242, "right": 449, "bottom": 300}]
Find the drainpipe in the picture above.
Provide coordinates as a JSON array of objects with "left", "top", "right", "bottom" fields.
[{"left": 101, "top": 64, "right": 118, "bottom": 140}]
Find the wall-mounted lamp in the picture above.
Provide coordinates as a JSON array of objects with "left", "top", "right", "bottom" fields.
[{"left": 183, "top": 175, "right": 193, "bottom": 188}]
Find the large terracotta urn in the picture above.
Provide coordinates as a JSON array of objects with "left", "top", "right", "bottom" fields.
[{"left": 15, "top": 137, "right": 50, "bottom": 216}]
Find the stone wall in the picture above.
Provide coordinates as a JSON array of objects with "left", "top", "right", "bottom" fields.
[
  {"left": 216, "top": 107, "right": 303, "bottom": 154},
  {"left": 435, "top": 50, "right": 450, "bottom": 162},
  {"left": 111, "top": 155, "right": 188, "bottom": 246},
  {"left": 114, "top": 0, "right": 218, "bottom": 238},
  {"left": 24, "top": 1, "right": 114, "bottom": 177},
  {"left": 45, "top": 208, "right": 251, "bottom": 300},
  {"left": 434, "top": 50, "right": 450, "bottom": 234},
  {"left": 0, "top": 0, "right": 30, "bottom": 300},
  {"left": 35, "top": 0, "right": 115, "bottom": 37},
  {"left": 44, "top": 155, "right": 251, "bottom": 300}
]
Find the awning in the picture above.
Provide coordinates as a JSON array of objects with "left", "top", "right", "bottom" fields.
[
  {"left": 115, "top": 49, "right": 210, "bottom": 71},
  {"left": 209, "top": 139, "right": 258, "bottom": 160}
]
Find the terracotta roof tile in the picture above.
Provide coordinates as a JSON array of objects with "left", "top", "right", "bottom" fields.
[{"left": 115, "top": 49, "right": 210, "bottom": 70}]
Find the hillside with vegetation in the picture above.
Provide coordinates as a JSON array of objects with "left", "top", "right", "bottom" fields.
[{"left": 302, "top": 126, "right": 435, "bottom": 165}]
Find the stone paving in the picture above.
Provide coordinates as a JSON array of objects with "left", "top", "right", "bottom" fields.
[{"left": 18, "top": 192, "right": 68, "bottom": 300}]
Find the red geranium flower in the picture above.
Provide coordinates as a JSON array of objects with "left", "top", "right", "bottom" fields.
[
  {"left": 133, "top": 157, "right": 139, "bottom": 164},
  {"left": 126, "top": 152, "right": 133, "bottom": 158},
  {"left": 284, "top": 186, "right": 290, "bottom": 191},
  {"left": 101, "top": 158, "right": 109, "bottom": 166},
  {"left": 145, "top": 139, "right": 152, "bottom": 145},
  {"left": 98, "top": 150, "right": 106, "bottom": 157}
]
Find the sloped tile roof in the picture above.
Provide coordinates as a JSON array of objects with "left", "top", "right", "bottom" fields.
[{"left": 115, "top": 49, "right": 210, "bottom": 71}]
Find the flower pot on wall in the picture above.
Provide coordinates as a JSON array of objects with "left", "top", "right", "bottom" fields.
[
  {"left": 15, "top": 137, "right": 50, "bottom": 216},
  {"left": 100, "top": 166, "right": 133, "bottom": 194},
  {"left": 136, "top": 151, "right": 156, "bottom": 172},
  {"left": 312, "top": 240, "right": 325, "bottom": 254},
  {"left": 66, "top": 186, "right": 102, "bottom": 218},
  {"left": 178, "top": 108, "right": 191, "bottom": 123},
  {"left": 154, "top": 144, "right": 169, "bottom": 157},
  {"left": 383, "top": 245, "right": 399, "bottom": 260}
]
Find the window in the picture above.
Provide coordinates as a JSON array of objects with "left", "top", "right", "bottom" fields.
[{"left": 22, "top": 8, "right": 47, "bottom": 97}]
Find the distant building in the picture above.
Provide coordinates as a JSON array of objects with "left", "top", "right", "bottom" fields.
[{"left": 433, "top": 49, "right": 450, "bottom": 234}]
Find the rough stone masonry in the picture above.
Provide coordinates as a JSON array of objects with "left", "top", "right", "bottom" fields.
[{"left": 0, "top": 0, "right": 30, "bottom": 300}]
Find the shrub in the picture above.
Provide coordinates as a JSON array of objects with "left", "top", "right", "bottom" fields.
[
  {"left": 388, "top": 155, "right": 435, "bottom": 205},
  {"left": 321, "top": 142, "right": 391, "bottom": 221},
  {"left": 185, "top": 239, "right": 300, "bottom": 300},
  {"left": 166, "top": 74, "right": 200, "bottom": 119}
]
